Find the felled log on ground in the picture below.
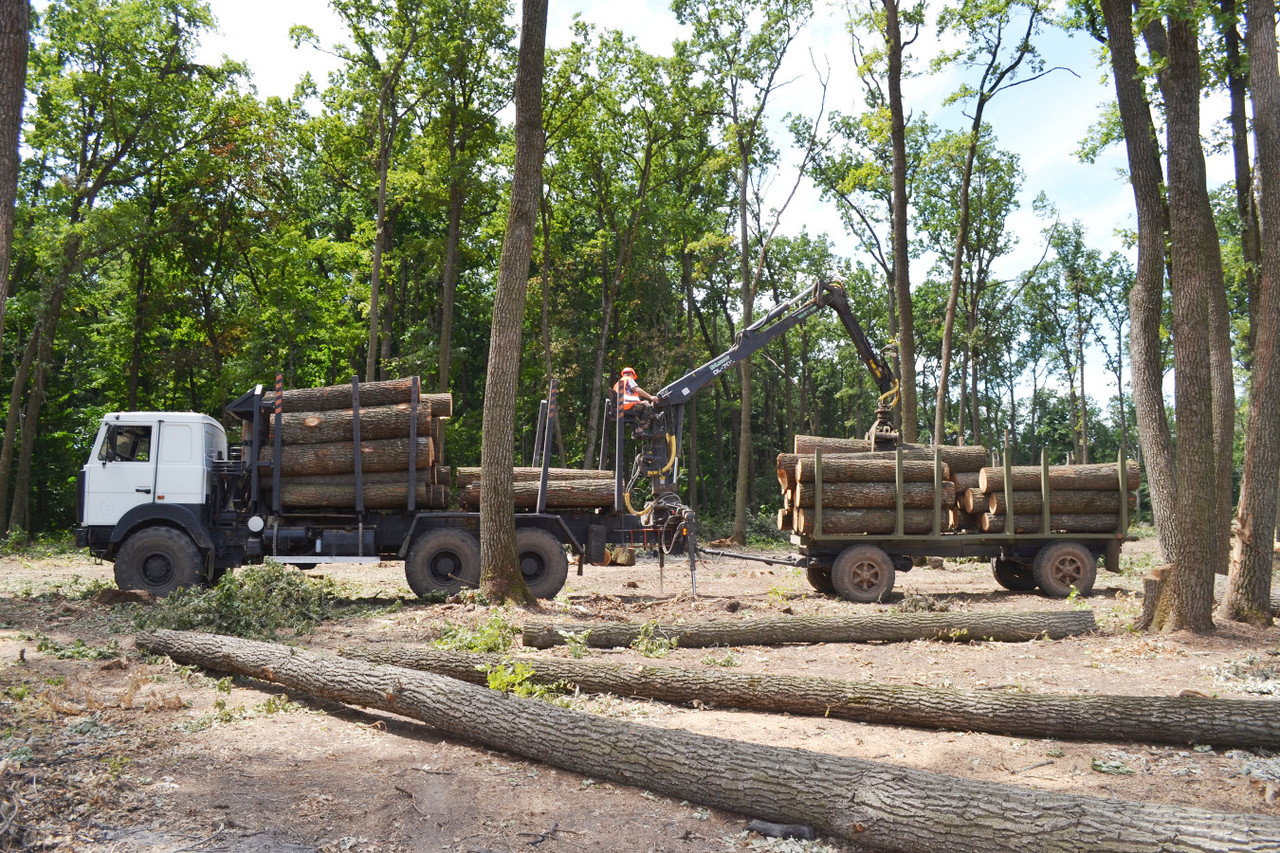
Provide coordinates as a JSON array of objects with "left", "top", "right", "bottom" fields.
[
  {"left": 522, "top": 610, "right": 1097, "bottom": 649},
  {"left": 138, "top": 630, "right": 1280, "bottom": 853},
  {"left": 345, "top": 645, "right": 1280, "bottom": 751},
  {"left": 978, "top": 513, "right": 1125, "bottom": 534},
  {"left": 454, "top": 467, "right": 613, "bottom": 489},
  {"left": 978, "top": 460, "right": 1140, "bottom": 493},
  {"left": 793, "top": 436, "right": 988, "bottom": 473},
  {"left": 795, "top": 457, "right": 950, "bottom": 484},
  {"left": 987, "top": 490, "right": 1137, "bottom": 514},
  {"left": 794, "top": 480, "right": 956, "bottom": 509},
  {"left": 268, "top": 474, "right": 448, "bottom": 509},
  {"left": 278, "top": 378, "right": 453, "bottom": 416},
  {"left": 269, "top": 404, "right": 444, "bottom": 445},
  {"left": 793, "top": 507, "right": 939, "bottom": 535},
  {"left": 260, "top": 436, "right": 433, "bottom": 477},
  {"left": 458, "top": 479, "right": 615, "bottom": 509}
]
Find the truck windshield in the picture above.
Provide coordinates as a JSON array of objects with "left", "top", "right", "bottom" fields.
[{"left": 98, "top": 425, "right": 152, "bottom": 462}]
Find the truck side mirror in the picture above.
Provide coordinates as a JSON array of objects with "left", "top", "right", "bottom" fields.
[{"left": 104, "top": 425, "right": 118, "bottom": 463}]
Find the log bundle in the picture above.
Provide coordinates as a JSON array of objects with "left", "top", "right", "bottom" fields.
[
  {"left": 457, "top": 467, "right": 617, "bottom": 512},
  {"left": 245, "top": 377, "right": 453, "bottom": 509},
  {"left": 971, "top": 461, "right": 1139, "bottom": 534}
]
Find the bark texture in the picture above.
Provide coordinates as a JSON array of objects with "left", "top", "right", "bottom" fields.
[
  {"left": 0, "top": 0, "right": 27, "bottom": 363},
  {"left": 987, "top": 490, "right": 1136, "bottom": 514},
  {"left": 136, "top": 631, "right": 1280, "bottom": 853},
  {"left": 795, "top": 457, "right": 949, "bottom": 484},
  {"left": 522, "top": 610, "right": 1097, "bottom": 649},
  {"left": 793, "top": 507, "right": 939, "bottom": 535},
  {"left": 260, "top": 437, "right": 433, "bottom": 477},
  {"left": 460, "top": 479, "right": 614, "bottom": 509},
  {"left": 276, "top": 379, "right": 450, "bottom": 414},
  {"left": 346, "top": 645, "right": 1280, "bottom": 750},
  {"left": 977, "top": 513, "right": 1124, "bottom": 534},
  {"left": 978, "top": 462, "right": 1139, "bottom": 493},
  {"left": 270, "top": 477, "right": 447, "bottom": 510},
  {"left": 455, "top": 467, "right": 612, "bottom": 488},
  {"left": 270, "top": 404, "right": 444, "bottom": 445},
  {"left": 794, "top": 481, "right": 955, "bottom": 509},
  {"left": 793, "top": 436, "right": 986, "bottom": 472}
]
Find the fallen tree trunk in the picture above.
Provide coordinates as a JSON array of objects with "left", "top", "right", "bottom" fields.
[
  {"left": 979, "top": 461, "right": 1140, "bottom": 493},
  {"left": 270, "top": 404, "right": 444, "bottom": 445},
  {"left": 459, "top": 478, "right": 615, "bottom": 509},
  {"left": 523, "top": 610, "right": 1097, "bottom": 649},
  {"left": 344, "top": 645, "right": 1280, "bottom": 750},
  {"left": 260, "top": 436, "right": 434, "bottom": 476},
  {"left": 793, "top": 507, "right": 939, "bottom": 535},
  {"left": 988, "top": 490, "right": 1137, "bottom": 514},
  {"left": 978, "top": 513, "right": 1125, "bottom": 534},
  {"left": 793, "top": 436, "right": 988, "bottom": 472},
  {"left": 794, "top": 480, "right": 956, "bottom": 509},
  {"left": 795, "top": 457, "right": 950, "bottom": 484},
  {"left": 454, "top": 467, "right": 613, "bottom": 489},
  {"left": 136, "top": 630, "right": 1280, "bottom": 853}
]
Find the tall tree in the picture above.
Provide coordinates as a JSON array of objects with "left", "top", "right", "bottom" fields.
[
  {"left": 478, "top": 0, "right": 546, "bottom": 606},
  {"left": 0, "top": 0, "right": 28, "bottom": 366}
]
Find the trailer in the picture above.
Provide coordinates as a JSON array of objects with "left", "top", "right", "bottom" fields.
[{"left": 75, "top": 376, "right": 696, "bottom": 599}]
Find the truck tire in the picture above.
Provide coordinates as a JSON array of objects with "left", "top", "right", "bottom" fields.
[
  {"left": 805, "top": 564, "right": 835, "bottom": 594},
  {"left": 1032, "top": 541, "right": 1097, "bottom": 598},
  {"left": 405, "top": 529, "right": 481, "bottom": 597},
  {"left": 992, "top": 558, "right": 1037, "bottom": 592},
  {"left": 113, "top": 527, "right": 205, "bottom": 597},
  {"left": 831, "top": 545, "right": 895, "bottom": 604},
  {"left": 516, "top": 528, "right": 569, "bottom": 599}
]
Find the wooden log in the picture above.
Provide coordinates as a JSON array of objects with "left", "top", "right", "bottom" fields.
[
  {"left": 978, "top": 460, "right": 1140, "bottom": 493},
  {"left": 777, "top": 508, "right": 792, "bottom": 532},
  {"left": 523, "top": 610, "right": 1097, "bottom": 649},
  {"left": 951, "top": 471, "right": 980, "bottom": 492},
  {"left": 269, "top": 404, "right": 444, "bottom": 445},
  {"left": 277, "top": 378, "right": 453, "bottom": 415},
  {"left": 793, "top": 436, "right": 988, "bottom": 473},
  {"left": 795, "top": 457, "right": 950, "bottom": 484},
  {"left": 978, "top": 513, "right": 1126, "bottom": 534},
  {"left": 458, "top": 479, "right": 615, "bottom": 509},
  {"left": 988, "top": 490, "right": 1138, "bottom": 514},
  {"left": 794, "top": 480, "right": 955, "bottom": 509},
  {"left": 962, "top": 487, "right": 985, "bottom": 513},
  {"left": 137, "top": 630, "right": 1280, "bottom": 853},
  {"left": 776, "top": 453, "right": 800, "bottom": 494},
  {"left": 268, "top": 474, "right": 448, "bottom": 510},
  {"left": 260, "top": 437, "right": 433, "bottom": 476},
  {"left": 793, "top": 507, "right": 938, "bottom": 535},
  {"left": 454, "top": 467, "right": 613, "bottom": 489},
  {"left": 346, "top": 645, "right": 1280, "bottom": 751}
]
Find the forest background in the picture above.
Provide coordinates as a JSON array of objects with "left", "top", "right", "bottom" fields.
[{"left": 0, "top": 0, "right": 1272, "bottom": 628}]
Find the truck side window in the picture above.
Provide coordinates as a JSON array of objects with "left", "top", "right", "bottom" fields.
[{"left": 98, "top": 425, "right": 152, "bottom": 462}]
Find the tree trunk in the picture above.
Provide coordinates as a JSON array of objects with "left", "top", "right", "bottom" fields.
[
  {"left": 9, "top": 281, "right": 67, "bottom": 534},
  {"left": 794, "top": 480, "right": 956, "bottom": 509},
  {"left": 437, "top": 182, "right": 466, "bottom": 393},
  {"left": 733, "top": 128, "right": 754, "bottom": 546},
  {"left": 260, "top": 436, "right": 433, "bottom": 476},
  {"left": 1220, "top": 0, "right": 1280, "bottom": 625},
  {"left": 934, "top": 125, "right": 980, "bottom": 444},
  {"left": 461, "top": 479, "right": 614, "bottom": 509},
  {"left": 0, "top": 317, "right": 38, "bottom": 532},
  {"left": 884, "top": 0, "right": 917, "bottom": 443},
  {"left": 479, "top": 0, "right": 545, "bottom": 606},
  {"left": 347, "top": 645, "right": 1280, "bottom": 751},
  {"left": 138, "top": 630, "right": 1280, "bottom": 853},
  {"left": 795, "top": 456, "right": 949, "bottom": 484},
  {"left": 523, "top": 610, "right": 1097, "bottom": 649},
  {"left": 366, "top": 130, "right": 392, "bottom": 383},
  {"left": 987, "top": 490, "right": 1136, "bottom": 514},
  {"left": 979, "top": 461, "right": 1140, "bottom": 492},
  {"left": 0, "top": 0, "right": 27, "bottom": 366},
  {"left": 978, "top": 513, "right": 1125, "bottom": 534},
  {"left": 1100, "top": 0, "right": 1177, "bottom": 561}
]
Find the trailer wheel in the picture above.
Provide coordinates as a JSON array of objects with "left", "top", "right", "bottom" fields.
[
  {"left": 405, "top": 529, "right": 481, "bottom": 597},
  {"left": 516, "top": 528, "right": 569, "bottom": 599},
  {"left": 832, "top": 545, "right": 895, "bottom": 603},
  {"left": 1032, "top": 541, "right": 1097, "bottom": 598},
  {"left": 805, "top": 564, "right": 835, "bottom": 594},
  {"left": 113, "top": 527, "right": 204, "bottom": 597},
  {"left": 992, "top": 558, "right": 1037, "bottom": 592}
]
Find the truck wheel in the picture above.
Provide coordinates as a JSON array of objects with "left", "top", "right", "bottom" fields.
[
  {"left": 831, "top": 545, "right": 895, "bottom": 604},
  {"left": 992, "top": 558, "right": 1037, "bottom": 592},
  {"left": 405, "top": 529, "right": 481, "bottom": 597},
  {"left": 805, "top": 564, "right": 835, "bottom": 594},
  {"left": 1032, "top": 541, "right": 1097, "bottom": 598},
  {"left": 113, "top": 527, "right": 204, "bottom": 597},
  {"left": 516, "top": 528, "right": 569, "bottom": 599}
]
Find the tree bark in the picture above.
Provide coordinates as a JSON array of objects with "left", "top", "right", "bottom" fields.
[
  {"left": 269, "top": 476, "right": 447, "bottom": 510},
  {"left": 978, "top": 513, "right": 1125, "bottom": 534},
  {"left": 794, "top": 480, "right": 956, "bottom": 509},
  {"left": 277, "top": 379, "right": 448, "bottom": 414},
  {"left": 347, "top": 645, "right": 1280, "bottom": 751},
  {"left": 138, "top": 630, "right": 1280, "bottom": 853},
  {"left": 460, "top": 479, "right": 614, "bottom": 509},
  {"left": 884, "top": 0, "right": 917, "bottom": 443},
  {"left": 978, "top": 461, "right": 1140, "bottom": 493},
  {"left": 523, "top": 610, "right": 1097, "bottom": 649},
  {"left": 0, "top": 316, "right": 38, "bottom": 533},
  {"left": 1220, "top": 0, "right": 1280, "bottom": 625},
  {"left": 455, "top": 467, "right": 612, "bottom": 488},
  {"left": 795, "top": 456, "right": 949, "bottom": 484},
  {"left": 270, "top": 405, "right": 444, "bottom": 445},
  {"left": 794, "top": 507, "right": 941, "bottom": 534},
  {"left": 987, "top": 490, "right": 1136, "bottom": 514},
  {"left": 793, "top": 436, "right": 987, "bottom": 471},
  {"left": 479, "top": 0, "right": 545, "bottom": 606},
  {"left": 0, "top": 0, "right": 27, "bottom": 367},
  {"left": 260, "top": 437, "right": 433, "bottom": 477}
]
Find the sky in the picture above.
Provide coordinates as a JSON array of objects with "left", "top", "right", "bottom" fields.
[{"left": 193, "top": 0, "right": 1236, "bottom": 404}]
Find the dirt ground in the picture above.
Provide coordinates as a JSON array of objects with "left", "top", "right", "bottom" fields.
[{"left": 2, "top": 535, "right": 1280, "bottom": 853}]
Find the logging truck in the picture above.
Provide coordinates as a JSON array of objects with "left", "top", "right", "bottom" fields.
[{"left": 74, "top": 376, "right": 693, "bottom": 599}]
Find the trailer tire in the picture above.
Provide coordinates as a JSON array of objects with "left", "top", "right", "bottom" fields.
[
  {"left": 113, "top": 527, "right": 204, "bottom": 597},
  {"left": 1032, "top": 541, "right": 1097, "bottom": 598},
  {"left": 992, "top": 558, "right": 1037, "bottom": 592},
  {"left": 805, "top": 564, "right": 835, "bottom": 594},
  {"left": 831, "top": 545, "right": 895, "bottom": 603},
  {"left": 405, "top": 529, "right": 481, "bottom": 597},
  {"left": 516, "top": 528, "right": 569, "bottom": 599}
]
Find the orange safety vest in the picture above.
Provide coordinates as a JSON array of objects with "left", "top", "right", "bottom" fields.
[{"left": 613, "top": 376, "right": 641, "bottom": 410}]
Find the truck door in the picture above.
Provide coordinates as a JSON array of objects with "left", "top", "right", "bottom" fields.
[
  {"left": 154, "top": 421, "right": 206, "bottom": 507},
  {"left": 81, "top": 421, "right": 158, "bottom": 527}
]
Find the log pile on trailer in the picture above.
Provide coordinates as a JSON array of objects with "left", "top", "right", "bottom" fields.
[
  {"left": 456, "top": 467, "right": 616, "bottom": 511},
  {"left": 970, "top": 461, "right": 1139, "bottom": 534}
]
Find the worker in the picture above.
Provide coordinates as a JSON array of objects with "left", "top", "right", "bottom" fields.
[{"left": 613, "top": 366, "right": 657, "bottom": 417}]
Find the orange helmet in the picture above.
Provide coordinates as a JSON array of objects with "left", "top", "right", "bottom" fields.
[{"left": 622, "top": 367, "right": 637, "bottom": 377}]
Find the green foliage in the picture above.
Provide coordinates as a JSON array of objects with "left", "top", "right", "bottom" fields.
[
  {"left": 133, "top": 561, "right": 356, "bottom": 639},
  {"left": 701, "top": 650, "right": 740, "bottom": 667},
  {"left": 631, "top": 621, "right": 678, "bottom": 658},
  {"left": 432, "top": 610, "right": 517, "bottom": 653},
  {"left": 480, "top": 660, "right": 567, "bottom": 700},
  {"left": 35, "top": 635, "right": 122, "bottom": 660},
  {"left": 556, "top": 629, "right": 592, "bottom": 659}
]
